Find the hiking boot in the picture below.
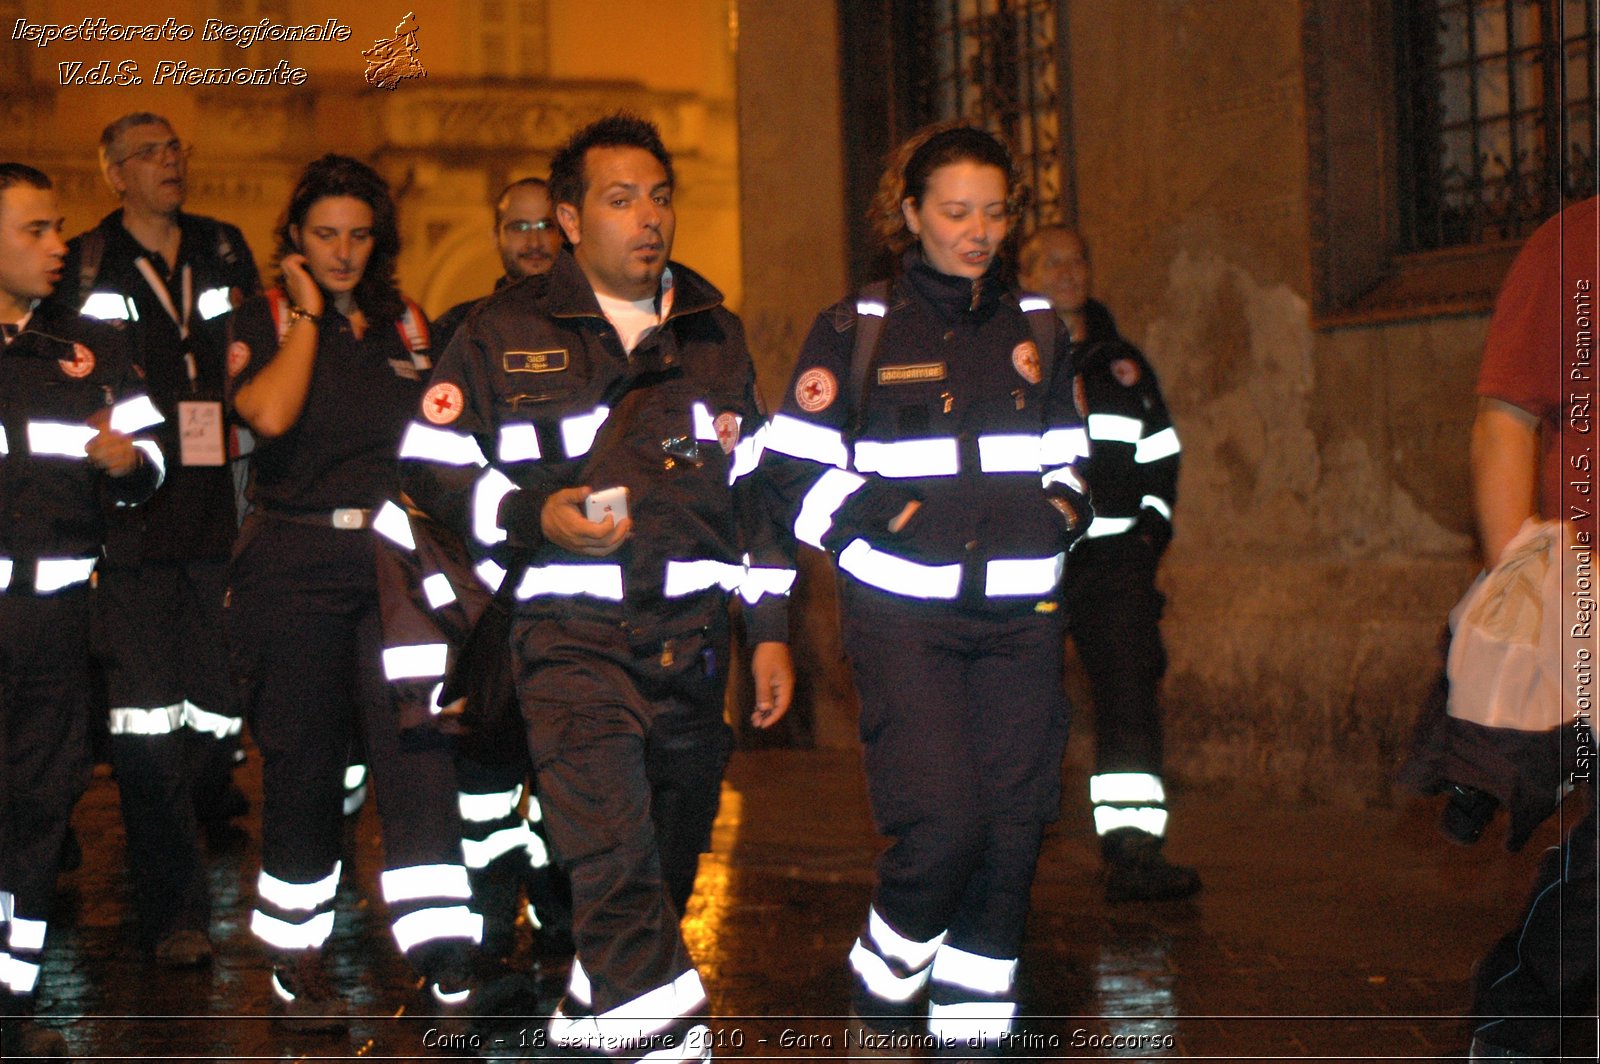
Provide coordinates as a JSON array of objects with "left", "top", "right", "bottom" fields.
[
  {"left": 271, "top": 950, "right": 348, "bottom": 1032},
  {"left": 1103, "top": 830, "right": 1201, "bottom": 903},
  {"left": 154, "top": 929, "right": 213, "bottom": 969}
]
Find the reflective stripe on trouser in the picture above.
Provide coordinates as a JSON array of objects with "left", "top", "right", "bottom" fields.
[
  {"left": 550, "top": 967, "right": 710, "bottom": 1062},
  {"left": 927, "top": 944, "right": 1019, "bottom": 1048},
  {"left": 227, "top": 520, "right": 470, "bottom": 972},
  {"left": 380, "top": 863, "right": 482, "bottom": 957},
  {"left": 455, "top": 754, "right": 568, "bottom": 954},
  {"left": 0, "top": 590, "right": 92, "bottom": 1004},
  {"left": 1090, "top": 772, "right": 1169, "bottom": 838},
  {"left": 251, "top": 865, "right": 340, "bottom": 951},
  {"left": 848, "top": 906, "right": 944, "bottom": 1028}
]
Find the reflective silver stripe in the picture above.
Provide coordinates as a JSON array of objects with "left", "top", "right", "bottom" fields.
[
  {"left": 0, "top": 953, "right": 41, "bottom": 993},
  {"left": 525, "top": 829, "right": 551, "bottom": 869},
  {"left": 473, "top": 467, "right": 517, "bottom": 545},
  {"left": 691, "top": 402, "right": 718, "bottom": 442},
  {"left": 195, "top": 286, "right": 232, "bottom": 321},
  {"left": 382, "top": 643, "right": 449, "bottom": 681},
  {"left": 0, "top": 558, "right": 12, "bottom": 589},
  {"left": 380, "top": 864, "right": 471, "bottom": 904},
  {"left": 930, "top": 945, "right": 1017, "bottom": 995},
  {"left": 1040, "top": 425, "right": 1089, "bottom": 464},
  {"left": 550, "top": 969, "right": 708, "bottom": 1051},
  {"left": 838, "top": 539, "right": 960, "bottom": 599},
  {"left": 28, "top": 421, "right": 95, "bottom": 458},
  {"left": 399, "top": 422, "right": 488, "bottom": 467},
  {"left": 849, "top": 940, "right": 931, "bottom": 1004},
  {"left": 107, "top": 703, "right": 185, "bottom": 736},
  {"left": 1093, "top": 805, "right": 1168, "bottom": 837},
  {"left": 560, "top": 405, "right": 610, "bottom": 458},
  {"left": 35, "top": 558, "right": 96, "bottom": 592},
  {"left": 1017, "top": 295, "right": 1052, "bottom": 314},
  {"left": 795, "top": 468, "right": 867, "bottom": 548},
  {"left": 766, "top": 413, "right": 849, "bottom": 468},
  {"left": 855, "top": 437, "right": 959, "bottom": 478},
  {"left": 498, "top": 423, "right": 542, "bottom": 462},
  {"left": 110, "top": 394, "right": 164, "bottom": 434},
  {"left": 183, "top": 700, "right": 242, "bottom": 738},
  {"left": 131, "top": 439, "right": 165, "bottom": 486},
  {"left": 371, "top": 501, "right": 416, "bottom": 550},
  {"left": 392, "top": 905, "right": 482, "bottom": 953},
  {"left": 663, "top": 559, "right": 744, "bottom": 597},
  {"left": 976, "top": 434, "right": 1042, "bottom": 473},
  {"left": 81, "top": 291, "right": 136, "bottom": 321},
  {"left": 343, "top": 782, "right": 368, "bottom": 816},
  {"left": 1090, "top": 772, "right": 1166, "bottom": 805},
  {"left": 868, "top": 907, "right": 944, "bottom": 968},
  {"left": 1085, "top": 515, "right": 1137, "bottom": 538},
  {"left": 458, "top": 785, "right": 522, "bottom": 824},
  {"left": 421, "top": 572, "right": 456, "bottom": 609},
  {"left": 7, "top": 915, "right": 46, "bottom": 951},
  {"left": 1142, "top": 494, "right": 1173, "bottom": 521},
  {"left": 568, "top": 957, "right": 593, "bottom": 1009},
  {"left": 514, "top": 564, "right": 624, "bottom": 601},
  {"left": 424, "top": 682, "right": 450, "bottom": 717},
  {"left": 1087, "top": 413, "right": 1143, "bottom": 443},
  {"left": 740, "top": 565, "right": 797, "bottom": 605},
  {"left": 1041, "top": 464, "right": 1088, "bottom": 496},
  {"left": 856, "top": 298, "right": 887, "bottom": 317},
  {"left": 1136, "top": 426, "right": 1181, "bottom": 463},
  {"left": 476, "top": 558, "right": 507, "bottom": 590},
  {"left": 250, "top": 908, "right": 335, "bottom": 950},
  {"left": 463, "top": 824, "right": 535, "bottom": 869},
  {"left": 984, "top": 555, "right": 1064, "bottom": 597},
  {"left": 0, "top": 424, "right": 8, "bottom": 455},
  {"left": 258, "top": 865, "right": 341, "bottom": 911},
  {"left": 927, "top": 1000, "right": 1018, "bottom": 1044},
  {"left": 727, "top": 421, "right": 766, "bottom": 484},
  {"left": 344, "top": 765, "right": 368, "bottom": 790}
]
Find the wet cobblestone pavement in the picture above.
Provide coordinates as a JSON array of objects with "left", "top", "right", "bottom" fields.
[{"left": 20, "top": 746, "right": 1600, "bottom": 1060}]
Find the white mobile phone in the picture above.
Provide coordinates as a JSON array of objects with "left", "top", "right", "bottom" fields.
[{"left": 584, "top": 486, "right": 630, "bottom": 524}]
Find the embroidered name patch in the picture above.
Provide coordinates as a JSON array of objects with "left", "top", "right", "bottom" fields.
[
  {"left": 876, "top": 362, "right": 946, "bottom": 385},
  {"left": 504, "top": 349, "right": 569, "bottom": 374},
  {"left": 59, "top": 342, "right": 95, "bottom": 378},
  {"left": 422, "top": 382, "right": 465, "bottom": 425}
]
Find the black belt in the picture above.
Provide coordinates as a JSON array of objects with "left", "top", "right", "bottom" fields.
[{"left": 260, "top": 507, "right": 373, "bottom": 531}]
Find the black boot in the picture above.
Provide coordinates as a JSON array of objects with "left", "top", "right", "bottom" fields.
[{"left": 1103, "top": 828, "right": 1201, "bottom": 903}]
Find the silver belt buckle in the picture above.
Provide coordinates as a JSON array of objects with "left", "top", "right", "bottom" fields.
[{"left": 331, "top": 508, "right": 366, "bottom": 530}]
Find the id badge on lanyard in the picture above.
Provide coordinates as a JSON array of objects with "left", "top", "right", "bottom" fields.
[{"left": 137, "top": 257, "right": 225, "bottom": 466}]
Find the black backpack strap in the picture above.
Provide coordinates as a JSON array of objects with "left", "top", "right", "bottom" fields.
[
  {"left": 846, "top": 279, "right": 891, "bottom": 443},
  {"left": 75, "top": 227, "right": 106, "bottom": 310}
]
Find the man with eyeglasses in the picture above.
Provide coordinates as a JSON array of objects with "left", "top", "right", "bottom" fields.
[
  {"left": 430, "top": 177, "right": 563, "bottom": 352},
  {"left": 45, "top": 112, "right": 260, "bottom": 970}
]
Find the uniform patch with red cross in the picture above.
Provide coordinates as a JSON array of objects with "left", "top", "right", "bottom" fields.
[
  {"left": 226, "top": 341, "right": 251, "bottom": 378},
  {"left": 422, "top": 381, "right": 465, "bottom": 425},
  {"left": 1012, "top": 340, "right": 1042, "bottom": 385},
  {"left": 1110, "top": 357, "right": 1142, "bottom": 387},
  {"left": 794, "top": 367, "right": 837, "bottom": 413},
  {"left": 59, "top": 342, "right": 95, "bottom": 379},
  {"left": 714, "top": 411, "right": 741, "bottom": 454}
]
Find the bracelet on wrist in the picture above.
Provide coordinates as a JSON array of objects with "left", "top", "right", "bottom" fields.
[{"left": 287, "top": 303, "right": 318, "bottom": 327}]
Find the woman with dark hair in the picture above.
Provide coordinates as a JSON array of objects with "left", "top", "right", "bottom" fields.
[
  {"left": 225, "top": 154, "right": 479, "bottom": 1028},
  {"left": 762, "top": 124, "right": 1091, "bottom": 1057}
]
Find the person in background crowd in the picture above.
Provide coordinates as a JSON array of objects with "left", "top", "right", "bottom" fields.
[
  {"left": 762, "top": 124, "right": 1090, "bottom": 1058},
  {"left": 1019, "top": 225, "right": 1199, "bottom": 903},
  {"left": 400, "top": 112, "right": 795, "bottom": 1063},
  {"left": 224, "top": 154, "right": 479, "bottom": 1029},
  {"left": 47, "top": 112, "right": 261, "bottom": 969},
  {"left": 0, "top": 162, "right": 165, "bottom": 1058},
  {"left": 430, "top": 177, "right": 564, "bottom": 351},
  {"left": 1465, "top": 194, "right": 1598, "bottom": 1061}
]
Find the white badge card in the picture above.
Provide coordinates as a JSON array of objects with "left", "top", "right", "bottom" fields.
[{"left": 178, "top": 400, "right": 226, "bottom": 466}]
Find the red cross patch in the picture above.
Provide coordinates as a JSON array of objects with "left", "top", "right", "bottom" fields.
[
  {"left": 1110, "top": 357, "right": 1142, "bottom": 387},
  {"left": 226, "top": 341, "right": 251, "bottom": 378},
  {"left": 422, "top": 381, "right": 465, "bottom": 425},
  {"left": 714, "top": 411, "right": 741, "bottom": 454},
  {"left": 59, "top": 342, "right": 95, "bottom": 379},
  {"left": 794, "top": 367, "right": 837, "bottom": 413},
  {"left": 1012, "top": 340, "right": 1042, "bottom": 385}
]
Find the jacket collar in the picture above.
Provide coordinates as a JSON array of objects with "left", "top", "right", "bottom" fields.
[
  {"left": 899, "top": 246, "right": 1006, "bottom": 317},
  {"left": 544, "top": 249, "right": 724, "bottom": 323}
]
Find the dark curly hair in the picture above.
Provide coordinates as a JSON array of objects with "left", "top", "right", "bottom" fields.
[
  {"left": 547, "top": 112, "right": 674, "bottom": 211},
  {"left": 273, "top": 154, "right": 402, "bottom": 323},
  {"left": 869, "top": 123, "right": 1025, "bottom": 254}
]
